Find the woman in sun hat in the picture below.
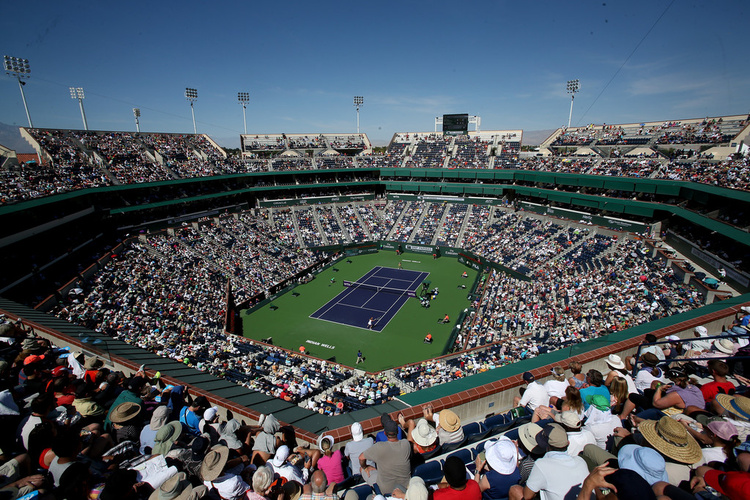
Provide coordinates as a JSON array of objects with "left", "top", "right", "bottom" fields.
[
  {"left": 714, "top": 338, "right": 738, "bottom": 356},
  {"left": 148, "top": 471, "right": 196, "bottom": 500},
  {"left": 420, "top": 404, "right": 464, "bottom": 445},
  {"left": 638, "top": 415, "right": 703, "bottom": 485},
  {"left": 201, "top": 445, "right": 250, "bottom": 500},
  {"left": 153, "top": 421, "right": 184, "bottom": 456},
  {"left": 684, "top": 420, "right": 741, "bottom": 467},
  {"left": 139, "top": 405, "right": 170, "bottom": 454},
  {"left": 473, "top": 437, "right": 520, "bottom": 500},
  {"left": 604, "top": 354, "right": 637, "bottom": 395},
  {"left": 515, "top": 423, "right": 544, "bottom": 483}
]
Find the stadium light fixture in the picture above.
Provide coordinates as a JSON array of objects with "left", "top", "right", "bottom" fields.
[
  {"left": 185, "top": 87, "right": 198, "bottom": 134},
  {"left": 3, "top": 55, "right": 33, "bottom": 128},
  {"left": 133, "top": 108, "right": 141, "bottom": 133},
  {"left": 69, "top": 87, "right": 89, "bottom": 131},
  {"left": 238, "top": 92, "right": 250, "bottom": 135},
  {"left": 566, "top": 79, "right": 580, "bottom": 129},
  {"left": 354, "top": 96, "right": 363, "bottom": 134}
]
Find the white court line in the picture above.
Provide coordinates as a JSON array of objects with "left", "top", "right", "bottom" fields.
[{"left": 311, "top": 266, "right": 384, "bottom": 318}]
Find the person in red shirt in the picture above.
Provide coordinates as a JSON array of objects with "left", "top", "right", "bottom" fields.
[
  {"left": 701, "top": 359, "right": 735, "bottom": 407},
  {"left": 434, "top": 456, "right": 481, "bottom": 500}
]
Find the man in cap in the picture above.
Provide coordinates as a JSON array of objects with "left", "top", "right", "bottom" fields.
[
  {"left": 375, "top": 413, "right": 404, "bottom": 442},
  {"left": 513, "top": 372, "right": 549, "bottom": 414},
  {"left": 509, "top": 423, "right": 588, "bottom": 500},
  {"left": 360, "top": 414, "right": 412, "bottom": 495},
  {"left": 344, "top": 422, "right": 374, "bottom": 478}
]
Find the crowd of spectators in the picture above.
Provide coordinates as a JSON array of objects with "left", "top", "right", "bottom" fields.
[
  {"left": 3, "top": 122, "right": 750, "bottom": 206},
  {"left": 411, "top": 203, "right": 447, "bottom": 246},
  {"left": 34, "top": 195, "right": 717, "bottom": 417},
  {"left": 1, "top": 312, "right": 750, "bottom": 500},
  {"left": 404, "top": 135, "right": 449, "bottom": 169},
  {"left": 315, "top": 206, "right": 346, "bottom": 246},
  {"left": 387, "top": 201, "right": 423, "bottom": 242},
  {"left": 335, "top": 205, "right": 370, "bottom": 243},
  {"left": 396, "top": 231, "right": 703, "bottom": 390},
  {"left": 448, "top": 136, "right": 490, "bottom": 169},
  {"left": 294, "top": 208, "right": 325, "bottom": 247},
  {"left": 435, "top": 203, "right": 468, "bottom": 247}
]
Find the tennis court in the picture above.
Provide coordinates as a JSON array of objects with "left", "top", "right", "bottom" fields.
[{"left": 310, "top": 266, "right": 429, "bottom": 331}]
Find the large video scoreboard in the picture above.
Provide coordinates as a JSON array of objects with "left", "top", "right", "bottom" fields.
[{"left": 442, "top": 114, "right": 469, "bottom": 136}]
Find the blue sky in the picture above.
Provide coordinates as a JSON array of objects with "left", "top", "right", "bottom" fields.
[{"left": 1, "top": 1, "right": 748, "bottom": 148}]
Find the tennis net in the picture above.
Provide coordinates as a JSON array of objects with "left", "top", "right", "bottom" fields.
[{"left": 343, "top": 280, "right": 417, "bottom": 297}]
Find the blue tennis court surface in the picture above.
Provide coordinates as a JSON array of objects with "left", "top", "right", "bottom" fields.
[{"left": 310, "top": 266, "right": 429, "bottom": 331}]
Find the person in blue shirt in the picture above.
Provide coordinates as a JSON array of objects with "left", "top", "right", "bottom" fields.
[
  {"left": 579, "top": 370, "right": 610, "bottom": 411},
  {"left": 178, "top": 395, "right": 209, "bottom": 435},
  {"left": 375, "top": 413, "right": 404, "bottom": 442}
]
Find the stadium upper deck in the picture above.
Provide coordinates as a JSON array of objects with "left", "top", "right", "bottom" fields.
[
  {"left": 542, "top": 114, "right": 750, "bottom": 159},
  {"left": 0, "top": 115, "right": 747, "bottom": 208}
]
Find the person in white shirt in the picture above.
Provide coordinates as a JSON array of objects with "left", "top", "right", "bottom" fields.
[
  {"left": 582, "top": 395, "right": 621, "bottom": 449},
  {"left": 688, "top": 325, "right": 713, "bottom": 353},
  {"left": 509, "top": 423, "right": 589, "bottom": 500},
  {"left": 514, "top": 372, "right": 550, "bottom": 413},
  {"left": 543, "top": 367, "right": 569, "bottom": 405},
  {"left": 639, "top": 333, "right": 667, "bottom": 361},
  {"left": 552, "top": 411, "right": 596, "bottom": 457},
  {"left": 603, "top": 354, "right": 637, "bottom": 396}
]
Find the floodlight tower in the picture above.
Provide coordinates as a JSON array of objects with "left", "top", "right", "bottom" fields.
[
  {"left": 3, "top": 55, "right": 33, "bottom": 128},
  {"left": 238, "top": 92, "right": 250, "bottom": 135},
  {"left": 185, "top": 87, "right": 198, "bottom": 134},
  {"left": 566, "top": 79, "right": 580, "bottom": 129},
  {"left": 133, "top": 108, "right": 141, "bottom": 133},
  {"left": 69, "top": 87, "right": 89, "bottom": 130},
  {"left": 354, "top": 96, "right": 363, "bottom": 134}
]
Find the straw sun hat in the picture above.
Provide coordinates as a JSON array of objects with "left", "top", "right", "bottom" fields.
[
  {"left": 715, "top": 394, "right": 750, "bottom": 422},
  {"left": 638, "top": 416, "right": 702, "bottom": 464}
]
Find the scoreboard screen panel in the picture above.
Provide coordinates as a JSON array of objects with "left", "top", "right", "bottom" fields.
[{"left": 443, "top": 114, "right": 469, "bottom": 136}]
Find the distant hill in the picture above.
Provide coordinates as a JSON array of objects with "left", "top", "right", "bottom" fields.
[{"left": 0, "top": 123, "right": 31, "bottom": 153}]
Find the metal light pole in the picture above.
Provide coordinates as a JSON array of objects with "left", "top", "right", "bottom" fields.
[
  {"left": 185, "top": 87, "right": 198, "bottom": 134},
  {"left": 133, "top": 108, "right": 141, "bottom": 133},
  {"left": 354, "top": 96, "right": 363, "bottom": 133},
  {"left": 238, "top": 92, "right": 249, "bottom": 135},
  {"left": 3, "top": 55, "right": 33, "bottom": 128},
  {"left": 69, "top": 87, "right": 88, "bottom": 130},
  {"left": 566, "top": 79, "right": 580, "bottom": 129}
]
